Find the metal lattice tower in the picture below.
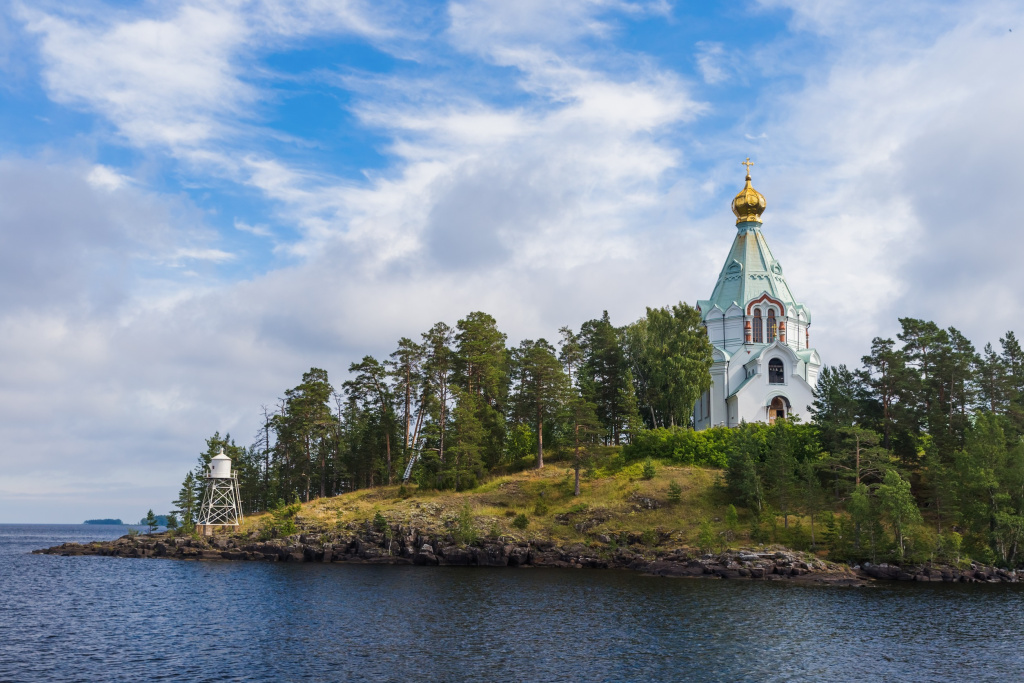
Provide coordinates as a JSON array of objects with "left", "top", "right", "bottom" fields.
[{"left": 197, "top": 448, "right": 243, "bottom": 535}]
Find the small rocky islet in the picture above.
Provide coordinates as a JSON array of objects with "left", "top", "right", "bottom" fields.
[{"left": 35, "top": 526, "right": 1018, "bottom": 586}]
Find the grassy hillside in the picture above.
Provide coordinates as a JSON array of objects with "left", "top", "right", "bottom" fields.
[{"left": 241, "top": 449, "right": 764, "bottom": 551}]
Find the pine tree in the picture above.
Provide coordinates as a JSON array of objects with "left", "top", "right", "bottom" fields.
[
  {"left": 512, "top": 339, "right": 568, "bottom": 469},
  {"left": 144, "top": 509, "right": 158, "bottom": 534},
  {"left": 764, "top": 422, "right": 797, "bottom": 528},
  {"left": 455, "top": 312, "right": 509, "bottom": 469},
  {"left": 579, "top": 312, "right": 630, "bottom": 444},
  {"left": 562, "top": 393, "right": 600, "bottom": 496},
  {"left": 173, "top": 471, "right": 198, "bottom": 533},
  {"left": 448, "top": 388, "right": 486, "bottom": 490},
  {"left": 345, "top": 356, "right": 397, "bottom": 484}
]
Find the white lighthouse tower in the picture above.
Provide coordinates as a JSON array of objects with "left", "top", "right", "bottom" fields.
[{"left": 196, "top": 448, "right": 243, "bottom": 536}]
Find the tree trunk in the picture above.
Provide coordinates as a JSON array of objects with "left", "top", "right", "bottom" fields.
[
  {"left": 536, "top": 401, "right": 544, "bottom": 469},
  {"left": 574, "top": 424, "right": 581, "bottom": 496},
  {"left": 404, "top": 366, "right": 411, "bottom": 452},
  {"left": 855, "top": 433, "right": 861, "bottom": 486}
]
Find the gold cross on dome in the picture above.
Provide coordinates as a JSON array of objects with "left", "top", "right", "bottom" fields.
[{"left": 742, "top": 157, "right": 754, "bottom": 176}]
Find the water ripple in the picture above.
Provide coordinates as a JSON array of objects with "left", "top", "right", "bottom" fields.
[{"left": 1, "top": 525, "right": 1021, "bottom": 682}]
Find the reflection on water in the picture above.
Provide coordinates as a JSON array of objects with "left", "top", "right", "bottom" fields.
[{"left": 2, "top": 524, "right": 1022, "bottom": 682}]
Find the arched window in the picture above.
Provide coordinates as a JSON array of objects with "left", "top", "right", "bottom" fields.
[
  {"left": 752, "top": 310, "right": 763, "bottom": 343},
  {"left": 768, "top": 358, "right": 784, "bottom": 384},
  {"left": 769, "top": 396, "right": 788, "bottom": 423},
  {"left": 767, "top": 309, "right": 777, "bottom": 343}
]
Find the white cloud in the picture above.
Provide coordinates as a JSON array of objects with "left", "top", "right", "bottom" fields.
[
  {"left": 695, "top": 41, "right": 729, "bottom": 84},
  {"left": 86, "top": 164, "right": 130, "bottom": 191},
  {"left": 234, "top": 219, "right": 272, "bottom": 237},
  {"left": 172, "top": 247, "right": 235, "bottom": 263},
  {"left": 19, "top": 0, "right": 392, "bottom": 150}
]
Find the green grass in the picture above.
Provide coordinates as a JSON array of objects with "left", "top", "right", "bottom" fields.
[{"left": 241, "top": 448, "right": 779, "bottom": 551}]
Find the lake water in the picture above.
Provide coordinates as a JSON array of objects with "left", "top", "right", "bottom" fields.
[{"left": 1, "top": 524, "right": 1022, "bottom": 681}]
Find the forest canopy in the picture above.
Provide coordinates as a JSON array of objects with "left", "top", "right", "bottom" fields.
[
  {"left": 173, "top": 311, "right": 1024, "bottom": 568},
  {"left": 175, "top": 304, "right": 712, "bottom": 516}
]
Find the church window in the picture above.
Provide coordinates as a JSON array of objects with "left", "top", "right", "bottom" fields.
[
  {"left": 769, "top": 396, "right": 787, "bottom": 423},
  {"left": 768, "top": 358, "right": 784, "bottom": 384},
  {"left": 752, "top": 310, "right": 763, "bottom": 343},
  {"left": 767, "top": 309, "right": 777, "bottom": 343}
]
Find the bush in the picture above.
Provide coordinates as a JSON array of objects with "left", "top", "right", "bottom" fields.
[
  {"left": 940, "top": 531, "right": 963, "bottom": 566},
  {"left": 667, "top": 481, "right": 682, "bottom": 504},
  {"left": 784, "top": 519, "right": 810, "bottom": 551},
  {"left": 641, "top": 458, "right": 656, "bottom": 480},
  {"left": 512, "top": 513, "right": 529, "bottom": 530},
  {"left": 749, "top": 516, "right": 769, "bottom": 545},
  {"left": 624, "top": 423, "right": 820, "bottom": 471},
  {"left": 533, "top": 500, "right": 549, "bottom": 516},
  {"left": 454, "top": 503, "right": 478, "bottom": 545},
  {"left": 725, "top": 505, "right": 739, "bottom": 541},
  {"left": 259, "top": 499, "right": 302, "bottom": 539},
  {"left": 373, "top": 511, "right": 388, "bottom": 533},
  {"left": 697, "top": 520, "right": 715, "bottom": 554},
  {"left": 625, "top": 427, "right": 733, "bottom": 468},
  {"left": 641, "top": 529, "right": 657, "bottom": 547}
]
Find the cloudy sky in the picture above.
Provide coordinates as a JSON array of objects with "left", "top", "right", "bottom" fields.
[{"left": 0, "top": 0, "right": 1020, "bottom": 522}]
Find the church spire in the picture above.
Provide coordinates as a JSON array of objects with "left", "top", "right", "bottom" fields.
[{"left": 731, "top": 157, "right": 766, "bottom": 225}]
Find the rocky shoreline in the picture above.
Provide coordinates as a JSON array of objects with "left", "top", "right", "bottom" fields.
[{"left": 34, "top": 525, "right": 1019, "bottom": 586}]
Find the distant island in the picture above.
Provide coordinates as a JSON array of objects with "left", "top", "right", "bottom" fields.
[
  {"left": 139, "top": 515, "right": 170, "bottom": 526},
  {"left": 84, "top": 518, "right": 123, "bottom": 525}
]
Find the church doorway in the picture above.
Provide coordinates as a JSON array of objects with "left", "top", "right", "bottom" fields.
[{"left": 768, "top": 396, "right": 789, "bottom": 423}]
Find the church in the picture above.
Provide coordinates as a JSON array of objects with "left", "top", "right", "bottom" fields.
[{"left": 693, "top": 160, "right": 821, "bottom": 428}]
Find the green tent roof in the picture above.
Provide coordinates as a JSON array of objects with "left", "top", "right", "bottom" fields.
[{"left": 697, "top": 221, "right": 810, "bottom": 322}]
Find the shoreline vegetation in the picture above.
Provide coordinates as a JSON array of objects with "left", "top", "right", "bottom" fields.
[
  {"left": 49, "top": 309, "right": 1024, "bottom": 580},
  {"left": 38, "top": 462, "right": 1021, "bottom": 585}
]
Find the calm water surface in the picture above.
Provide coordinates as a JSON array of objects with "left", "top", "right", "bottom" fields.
[{"left": 1, "top": 524, "right": 1022, "bottom": 682}]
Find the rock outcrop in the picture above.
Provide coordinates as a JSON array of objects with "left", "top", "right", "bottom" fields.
[{"left": 34, "top": 528, "right": 1019, "bottom": 585}]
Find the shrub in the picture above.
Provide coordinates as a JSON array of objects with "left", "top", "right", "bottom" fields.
[
  {"left": 396, "top": 484, "right": 409, "bottom": 499},
  {"left": 785, "top": 519, "right": 810, "bottom": 551},
  {"left": 749, "top": 517, "right": 769, "bottom": 545},
  {"left": 454, "top": 503, "right": 478, "bottom": 545},
  {"left": 512, "top": 513, "right": 529, "bottom": 530},
  {"left": 533, "top": 500, "right": 549, "bottom": 516},
  {"left": 641, "top": 529, "right": 657, "bottom": 547},
  {"left": 641, "top": 458, "right": 656, "bottom": 480},
  {"left": 667, "top": 481, "right": 682, "bottom": 504},
  {"left": 697, "top": 520, "right": 715, "bottom": 554},
  {"left": 373, "top": 511, "right": 388, "bottom": 533},
  {"left": 725, "top": 505, "right": 739, "bottom": 540},
  {"left": 940, "top": 531, "right": 963, "bottom": 566}
]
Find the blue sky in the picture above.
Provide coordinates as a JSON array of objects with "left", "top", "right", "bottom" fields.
[{"left": 0, "top": 0, "right": 1021, "bottom": 522}]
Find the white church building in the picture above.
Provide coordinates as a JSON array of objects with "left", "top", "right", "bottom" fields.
[{"left": 693, "top": 160, "right": 821, "bottom": 429}]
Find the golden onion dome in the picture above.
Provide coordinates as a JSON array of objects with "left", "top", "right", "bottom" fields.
[{"left": 731, "top": 157, "right": 766, "bottom": 224}]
